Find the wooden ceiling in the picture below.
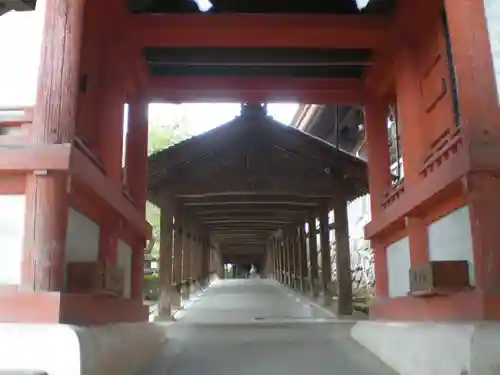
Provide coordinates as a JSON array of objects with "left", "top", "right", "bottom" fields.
[
  {"left": 131, "top": 0, "right": 396, "bottom": 14},
  {"left": 148, "top": 103, "right": 368, "bottom": 264},
  {"left": 144, "top": 47, "right": 372, "bottom": 79}
]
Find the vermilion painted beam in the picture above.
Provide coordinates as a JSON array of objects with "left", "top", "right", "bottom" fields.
[
  {"left": 128, "top": 14, "right": 389, "bottom": 49},
  {"left": 147, "top": 77, "right": 365, "bottom": 103},
  {"left": 363, "top": 0, "right": 439, "bottom": 95},
  {"left": 0, "top": 144, "right": 72, "bottom": 172}
]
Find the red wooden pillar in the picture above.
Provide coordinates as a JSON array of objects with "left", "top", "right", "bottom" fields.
[
  {"left": 95, "top": 23, "right": 127, "bottom": 265},
  {"left": 126, "top": 94, "right": 149, "bottom": 298},
  {"left": 396, "top": 45, "right": 430, "bottom": 268},
  {"left": 363, "top": 99, "right": 391, "bottom": 297},
  {"left": 22, "top": 0, "right": 86, "bottom": 291},
  {"left": 444, "top": 0, "right": 500, "bottom": 297}
]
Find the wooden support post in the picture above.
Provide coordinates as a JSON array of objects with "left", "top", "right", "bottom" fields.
[
  {"left": 319, "top": 208, "right": 333, "bottom": 306},
  {"left": 171, "top": 204, "right": 183, "bottom": 308},
  {"left": 363, "top": 99, "right": 391, "bottom": 212},
  {"left": 95, "top": 52, "right": 127, "bottom": 267},
  {"left": 293, "top": 227, "right": 301, "bottom": 290},
  {"left": 190, "top": 234, "right": 200, "bottom": 292},
  {"left": 307, "top": 216, "right": 319, "bottom": 298},
  {"left": 280, "top": 238, "right": 286, "bottom": 284},
  {"left": 363, "top": 99, "right": 391, "bottom": 298},
  {"left": 126, "top": 94, "right": 149, "bottom": 299},
  {"left": 289, "top": 232, "right": 297, "bottom": 289},
  {"left": 22, "top": 0, "right": 86, "bottom": 291},
  {"left": 285, "top": 236, "right": 292, "bottom": 287},
  {"left": 333, "top": 198, "right": 353, "bottom": 315},
  {"left": 182, "top": 223, "right": 192, "bottom": 301},
  {"left": 396, "top": 46, "right": 430, "bottom": 269},
  {"left": 299, "top": 224, "right": 308, "bottom": 293},
  {"left": 200, "top": 237, "right": 210, "bottom": 287},
  {"left": 159, "top": 200, "right": 174, "bottom": 318},
  {"left": 275, "top": 240, "right": 280, "bottom": 281},
  {"left": 444, "top": 0, "right": 500, "bottom": 295},
  {"left": 281, "top": 237, "right": 287, "bottom": 285},
  {"left": 273, "top": 240, "right": 278, "bottom": 282}
]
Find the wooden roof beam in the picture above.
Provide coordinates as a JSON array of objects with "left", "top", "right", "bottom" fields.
[
  {"left": 170, "top": 174, "right": 342, "bottom": 198},
  {"left": 146, "top": 76, "right": 366, "bottom": 104},
  {"left": 128, "top": 14, "right": 390, "bottom": 49}
]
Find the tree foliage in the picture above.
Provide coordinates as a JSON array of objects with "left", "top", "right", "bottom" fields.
[{"left": 146, "top": 120, "right": 190, "bottom": 257}]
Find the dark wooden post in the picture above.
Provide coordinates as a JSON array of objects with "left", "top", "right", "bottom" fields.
[
  {"left": 182, "top": 224, "right": 192, "bottom": 301},
  {"left": 293, "top": 227, "right": 301, "bottom": 290},
  {"left": 273, "top": 240, "right": 278, "bottom": 281},
  {"left": 289, "top": 232, "right": 297, "bottom": 289},
  {"left": 319, "top": 207, "right": 333, "bottom": 306},
  {"left": 280, "top": 238, "right": 286, "bottom": 284},
  {"left": 189, "top": 233, "right": 199, "bottom": 291},
  {"left": 334, "top": 198, "right": 353, "bottom": 315},
  {"left": 201, "top": 237, "right": 210, "bottom": 287},
  {"left": 126, "top": 93, "right": 149, "bottom": 299},
  {"left": 298, "top": 223, "right": 308, "bottom": 293},
  {"left": 22, "top": 0, "right": 86, "bottom": 291},
  {"left": 159, "top": 199, "right": 174, "bottom": 318},
  {"left": 307, "top": 216, "right": 319, "bottom": 298},
  {"left": 171, "top": 203, "right": 183, "bottom": 308},
  {"left": 273, "top": 238, "right": 281, "bottom": 282},
  {"left": 285, "top": 236, "right": 292, "bottom": 287},
  {"left": 279, "top": 238, "right": 285, "bottom": 284}
]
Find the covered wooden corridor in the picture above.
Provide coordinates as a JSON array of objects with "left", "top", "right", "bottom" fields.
[
  {"left": 141, "top": 279, "right": 396, "bottom": 375},
  {"left": 148, "top": 103, "right": 368, "bottom": 318}
]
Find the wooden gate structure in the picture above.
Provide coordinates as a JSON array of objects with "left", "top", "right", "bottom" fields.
[{"left": 0, "top": 0, "right": 499, "bottom": 323}]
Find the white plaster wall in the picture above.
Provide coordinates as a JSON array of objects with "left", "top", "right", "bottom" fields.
[
  {"left": 427, "top": 205, "right": 474, "bottom": 284},
  {"left": 386, "top": 236, "right": 411, "bottom": 298},
  {"left": 0, "top": 195, "right": 25, "bottom": 285},
  {"left": 117, "top": 239, "right": 132, "bottom": 298},
  {"left": 484, "top": 0, "right": 500, "bottom": 103},
  {"left": 65, "top": 208, "right": 100, "bottom": 263}
]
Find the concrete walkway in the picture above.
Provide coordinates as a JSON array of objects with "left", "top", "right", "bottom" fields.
[{"left": 141, "top": 279, "right": 397, "bottom": 375}]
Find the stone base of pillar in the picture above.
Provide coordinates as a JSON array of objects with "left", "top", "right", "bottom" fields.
[
  {"left": 0, "top": 291, "right": 148, "bottom": 325},
  {"left": 170, "top": 284, "right": 182, "bottom": 310},
  {"left": 189, "top": 279, "right": 198, "bottom": 295},
  {"left": 351, "top": 320, "right": 500, "bottom": 375},
  {"left": 0, "top": 322, "right": 166, "bottom": 375},
  {"left": 181, "top": 282, "right": 190, "bottom": 302},
  {"left": 310, "top": 278, "right": 320, "bottom": 298},
  {"left": 158, "top": 286, "right": 176, "bottom": 319}
]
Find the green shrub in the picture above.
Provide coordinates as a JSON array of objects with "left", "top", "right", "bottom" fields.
[{"left": 143, "top": 273, "right": 160, "bottom": 301}]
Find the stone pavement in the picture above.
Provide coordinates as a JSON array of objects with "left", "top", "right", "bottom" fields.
[{"left": 140, "top": 279, "right": 398, "bottom": 375}]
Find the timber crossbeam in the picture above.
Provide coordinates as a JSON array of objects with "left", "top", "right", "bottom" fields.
[{"left": 0, "top": 142, "right": 151, "bottom": 239}]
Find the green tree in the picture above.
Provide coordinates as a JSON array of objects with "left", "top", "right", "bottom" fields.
[{"left": 146, "top": 120, "right": 190, "bottom": 257}]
